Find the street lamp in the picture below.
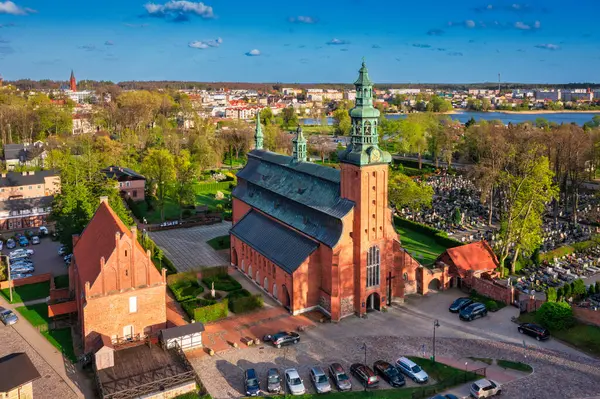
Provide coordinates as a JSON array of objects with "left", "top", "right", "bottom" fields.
[{"left": 432, "top": 319, "right": 440, "bottom": 363}]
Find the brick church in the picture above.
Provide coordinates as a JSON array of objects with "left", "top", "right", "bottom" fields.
[
  {"left": 69, "top": 197, "right": 167, "bottom": 352},
  {"left": 230, "top": 62, "right": 419, "bottom": 321}
]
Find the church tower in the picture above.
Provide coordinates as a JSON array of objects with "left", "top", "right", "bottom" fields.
[
  {"left": 339, "top": 61, "right": 396, "bottom": 315},
  {"left": 255, "top": 112, "right": 264, "bottom": 150},
  {"left": 70, "top": 70, "right": 77, "bottom": 92},
  {"left": 292, "top": 126, "right": 307, "bottom": 162}
]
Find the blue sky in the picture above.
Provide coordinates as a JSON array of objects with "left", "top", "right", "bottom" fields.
[{"left": 0, "top": 0, "right": 598, "bottom": 83}]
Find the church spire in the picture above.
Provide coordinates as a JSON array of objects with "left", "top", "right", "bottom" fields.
[
  {"left": 255, "top": 112, "right": 264, "bottom": 150},
  {"left": 69, "top": 69, "right": 77, "bottom": 92},
  {"left": 292, "top": 125, "right": 307, "bottom": 162}
]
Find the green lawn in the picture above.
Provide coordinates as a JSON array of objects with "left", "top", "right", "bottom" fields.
[
  {"left": 54, "top": 274, "right": 69, "bottom": 289},
  {"left": 299, "top": 125, "right": 334, "bottom": 135},
  {"left": 395, "top": 225, "right": 451, "bottom": 266},
  {"left": 15, "top": 303, "right": 50, "bottom": 327},
  {"left": 496, "top": 360, "right": 533, "bottom": 373},
  {"left": 42, "top": 328, "right": 76, "bottom": 363},
  {"left": 1, "top": 281, "right": 50, "bottom": 304},
  {"left": 467, "top": 357, "right": 493, "bottom": 365},
  {"left": 207, "top": 235, "right": 230, "bottom": 250}
]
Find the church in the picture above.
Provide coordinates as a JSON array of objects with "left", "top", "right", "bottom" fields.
[{"left": 229, "top": 62, "right": 420, "bottom": 321}]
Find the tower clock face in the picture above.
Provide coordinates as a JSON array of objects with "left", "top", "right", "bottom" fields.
[{"left": 370, "top": 148, "right": 381, "bottom": 162}]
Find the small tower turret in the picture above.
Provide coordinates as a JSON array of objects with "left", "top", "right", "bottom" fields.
[
  {"left": 254, "top": 112, "right": 264, "bottom": 150},
  {"left": 292, "top": 125, "right": 307, "bottom": 162}
]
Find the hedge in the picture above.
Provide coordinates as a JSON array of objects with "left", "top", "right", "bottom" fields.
[
  {"left": 137, "top": 231, "right": 178, "bottom": 275},
  {"left": 539, "top": 236, "right": 600, "bottom": 263},
  {"left": 393, "top": 216, "right": 463, "bottom": 248},
  {"left": 536, "top": 301, "right": 574, "bottom": 331},
  {"left": 182, "top": 299, "right": 229, "bottom": 323},
  {"left": 202, "top": 274, "right": 242, "bottom": 292},
  {"left": 229, "top": 294, "right": 263, "bottom": 314},
  {"left": 226, "top": 289, "right": 251, "bottom": 301},
  {"left": 167, "top": 272, "right": 204, "bottom": 302},
  {"left": 196, "top": 181, "right": 234, "bottom": 193},
  {"left": 200, "top": 266, "right": 229, "bottom": 280}
]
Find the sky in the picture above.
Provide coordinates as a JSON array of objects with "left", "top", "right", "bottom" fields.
[{"left": 0, "top": 0, "right": 599, "bottom": 83}]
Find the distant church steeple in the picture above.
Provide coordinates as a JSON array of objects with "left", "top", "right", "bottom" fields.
[
  {"left": 70, "top": 70, "right": 77, "bottom": 92},
  {"left": 292, "top": 126, "right": 307, "bottom": 162},
  {"left": 255, "top": 112, "right": 264, "bottom": 150}
]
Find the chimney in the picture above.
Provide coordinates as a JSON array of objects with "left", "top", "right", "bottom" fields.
[{"left": 99, "top": 196, "right": 109, "bottom": 204}]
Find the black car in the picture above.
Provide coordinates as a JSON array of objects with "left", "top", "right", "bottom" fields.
[
  {"left": 459, "top": 302, "right": 487, "bottom": 321},
  {"left": 350, "top": 363, "right": 379, "bottom": 388},
  {"left": 449, "top": 297, "right": 473, "bottom": 313},
  {"left": 373, "top": 360, "right": 405, "bottom": 387},
  {"left": 328, "top": 363, "right": 352, "bottom": 391},
  {"left": 269, "top": 331, "right": 300, "bottom": 348},
  {"left": 518, "top": 323, "right": 550, "bottom": 341},
  {"left": 244, "top": 368, "right": 261, "bottom": 397}
]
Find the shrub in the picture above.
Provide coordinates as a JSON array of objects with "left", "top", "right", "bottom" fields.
[
  {"left": 393, "top": 216, "right": 463, "bottom": 248},
  {"left": 572, "top": 279, "right": 587, "bottom": 299},
  {"left": 203, "top": 292, "right": 222, "bottom": 300},
  {"left": 485, "top": 300, "right": 499, "bottom": 312},
  {"left": 168, "top": 272, "right": 204, "bottom": 302},
  {"left": 226, "top": 289, "right": 251, "bottom": 301},
  {"left": 202, "top": 274, "right": 242, "bottom": 292},
  {"left": 229, "top": 294, "right": 263, "bottom": 314},
  {"left": 596, "top": 281, "right": 600, "bottom": 295},
  {"left": 546, "top": 287, "right": 557, "bottom": 302},
  {"left": 563, "top": 283, "right": 572, "bottom": 299},
  {"left": 200, "top": 266, "right": 229, "bottom": 280},
  {"left": 183, "top": 299, "right": 228, "bottom": 323},
  {"left": 536, "top": 301, "right": 574, "bottom": 331},
  {"left": 182, "top": 209, "right": 193, "bottom": 218},
  {"left": 589, "top": 284, "right": 597, "bottom": 296}
]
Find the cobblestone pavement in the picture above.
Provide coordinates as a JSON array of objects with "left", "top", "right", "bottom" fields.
[
  {"left": 191, "top": 333, "right": 600, "bottom": 399},
  {"left": 0, "top": 324, "right": 78, "bottom": 399},
  {"left": 149, "top": 222, "right": 232, "bottom": 271}
]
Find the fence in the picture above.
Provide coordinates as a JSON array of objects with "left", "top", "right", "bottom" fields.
[
  {"left": 146, "top": 215, "right": 222, "bottom": 232},
  {"left": 410, "top": 367, "right": 486, "bottom": 399}
]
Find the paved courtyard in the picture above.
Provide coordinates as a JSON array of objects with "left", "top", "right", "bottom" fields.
[{"left": 149, "top": 222, "right": 232, "bottom": 271}]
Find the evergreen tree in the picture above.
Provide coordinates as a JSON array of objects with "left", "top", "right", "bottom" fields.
[{"left": 546, "top": 287, "right": 557, "bottom": 302}]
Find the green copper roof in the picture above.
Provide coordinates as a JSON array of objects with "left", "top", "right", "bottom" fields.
[
  {"left": 255, "top": 113, "right": 264, "bottom": 150},
  {"left": 354, "top": 61, "right": 373, "bottom": 87}
]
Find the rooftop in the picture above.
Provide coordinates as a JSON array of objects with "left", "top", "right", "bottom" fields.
[
  {"left": 101, "top": 166, "right": 145, "bottom": 181},
  {"left": 443, "top": 240, "right": 499, "bottom": 275},
  {"left": 0, "top": 353, "right": 41, "bottom": 392},
  {"left": 0, "top": 170, "right": 58, "bottom": 188}
]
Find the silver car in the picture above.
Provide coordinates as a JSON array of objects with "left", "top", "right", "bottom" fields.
[
  {"left": 309, "top": 366, "right": 332, "bottom": 394},
  {"left": 396, "top": 357, "right": 429, "bottom": 383},
  {"left": 285, "top": 368, "right": 306, "bottom": 396},
  {"left": 0, "top": 309, "right": 18, "bottom": 325}
]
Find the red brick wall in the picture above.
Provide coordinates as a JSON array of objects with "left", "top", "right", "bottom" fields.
[
  {"left": 573, "top": 307, "right": 600, "bottom": 327},
  {"left": 82, "top": 284, "right": 167, "bottom": 352},
  {"left": 0, "top": 273, "right": 51, "bottom": 289},
  {"left": 49, "top": 288, "right": 70, "bottom": 301},
  {"left": 469, "top": 276, "right": 515, "bottom": 305},
  {"left": 48, "top": 301, "right": 77, "bottom": 317}
]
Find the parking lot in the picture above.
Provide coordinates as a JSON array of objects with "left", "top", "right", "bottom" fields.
[{"left": 2, "top": 235, "right": 66, "bottom": 280}]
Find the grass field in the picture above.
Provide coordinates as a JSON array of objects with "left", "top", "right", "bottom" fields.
[
  {"left": 496, "top": 360, "right": 533, "bottom": 373},
  {"left": 395, "top": 225, "right": 452, "bottom": 266},
  {"left": 54, "top": 274, "right": 69, "bottom": 289},
  {"left": 1, "top": 281, "right": 50, "bottom": 304},
  {"left": 207, "top": 235, "right": 230, "bottom": 250},
  {"left": 42, "top": 328, "right": 76, "bottom": 363},
  {"left": 299, "top": 125, "right": 334, "bottom": 135}
]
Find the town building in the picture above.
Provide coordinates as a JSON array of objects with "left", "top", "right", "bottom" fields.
[
  {"left": 229, "top": 62, "right": 419, "bottom": 321},
  {"left": 0, "top": 353, "right": 41, "bottom": 399},
  {"left": 101, "top": 166, "right": 146, "bottom": 201},
  {"left": 2, "top": 142, "right": 46, "bottom": 170},
  {"left": 72, "top": 114, "right": 94, "bottom": 134},
  {"left": 0, "top": 170, "right": 60, "bottom": 231},
  {"left": 69, "top": 197, "right": 167, "bottom": 352}
]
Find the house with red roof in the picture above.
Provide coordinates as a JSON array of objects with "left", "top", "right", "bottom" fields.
[{"left": 69, "top": 196, "right": 167, "bottom": 352}]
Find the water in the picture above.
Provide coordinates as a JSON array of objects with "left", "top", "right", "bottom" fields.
[{"left": 301, "top": 111, "right": 600, "bottom": 126}]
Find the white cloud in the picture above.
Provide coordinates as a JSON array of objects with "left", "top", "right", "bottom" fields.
[
  {"left": 245, "top": 49, "right": 260, "bottom": 56},
  {"left": 289, "top": 15, "right": 316, "bottom": 24},
  {"left": 327, "top": 38, "right": 349, "bottom": 45},
  {"left": 144, "top": 1, "right": 214, "bottom": 19},
  {"left": 104, "top": 40, "right": 114, "bottom": 46},
  {"left": 535, "top": 43, "right": 559, "bottom": 51},
  {"left": 189, "top": 37, "right": 222, "bottom": 49},
  {"left": 0, "top": 1, "right": 34, "bottom": 15},
  {"left": 465, "top": 20, "right": 476, "bottom": 28},
  {"left": 514, "top": 21, "right": 530, "bottom": 30},
  {"left": 534, "top": 20, "right": 541, "bottom": 29}
]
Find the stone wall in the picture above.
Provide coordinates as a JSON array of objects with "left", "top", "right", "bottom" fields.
[
  {"left": 0, "top": 273, "right": 51, "bottom": 289},
  {"left": 340, "top": 296, "right": 354, "bottom": 317},
  {"left": 468, "top": 276, "right": 515, "bottom": 305},
  {"left": 573, "top": 307, "right": 600, "bottom": 327}
]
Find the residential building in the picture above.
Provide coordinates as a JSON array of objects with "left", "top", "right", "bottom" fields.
[
  {"left": 229, "top": 62, "right": 419, "bottom": 322},
  {"left": 535, "top": 89, "right": 561, "bottom": 102},
  {"left": 69, "top": 197, "right": 167, "bottom": 352},
  {"left": 101, "top": 166, "right": 146, "bottom": 201},
  {"left": 0, "top": 353, "right": 41, "bottom": 399},
  {"left": 72, "top": 114, "right": 94, "bottom": 134},
  {"left": 0, "top": 170, "right": 60, "bottom": 231},
  {"left": 3, "top": 142, "right": 46, "bottom": 170}
]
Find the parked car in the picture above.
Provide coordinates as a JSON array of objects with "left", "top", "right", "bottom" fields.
[
  {"left": 18, "top": 237, "right": 29, "bottom": 247},
  {"left": 244, "top": 368, "right": 261, "bottom": 397},
  {"left": 449, "top": 297, "right": 474, "bottom": 313},
  {"left": 373, "top": 360, "right": 405, "bottom": 387},
  {"left": 459, "top": 303, "right": 487, "bottom": 321},
  {"left": 31, "top": 236, "right": 40, "bottom": 245},
  {"left": 0, "top": 309, "right": 18, "bottom": 325},
  {"left": 11, "top": 259, "right": 34, "bottom": 266},
  {"left": 58, "top": 245, "right": 67, "bottom": 256},
  {"left": 284, "top": 368, "right": 306, "bottom": 395},
  {"left": 349, "top": 363, "right": 379, "bottom": 388},
  {"left": 518, "top": 323, "right": 550, "bottom": 341},
  {"left": 269, "top": 331, "right": 300, "bottom": 348},
  {"left": 0, "top": 240, "right": 3, "bottom": 250},
  {"left": 396, "top": 357, "right": 428, "bottom": 383},
  {"left": 10, "top": 266, "right": 34, "bottom": 274},
  {"left": 328, "top": 363, "right": 352, "bottom": 391},
  {"left": 470, "top": 379, "right": 502, "bottom": 398},
  {"left": 39, "top": 226, "right": 49, "bottom": 236},
  {"left": 9, "top": 249, "right": 34, "bottom": 257},
  {"left": 64, "top": 254, "right": 73, "bottom": 265},
  {"left": 309, "top": 366, "right": 332, "bottom": 394},
  {"left": 266, "top": 368, "right": 282, "bottom": 394},
  {"left": 430, "top": 395, "right": 459, "bottom": 399},
  {"left": 10, "top": 273, "right": 32, "bottom": 280},
  {"left": 6, "top": 239, "right": 16, "bottom": 249}
]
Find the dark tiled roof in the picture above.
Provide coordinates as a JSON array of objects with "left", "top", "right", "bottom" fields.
[
  {"left": 160, "top": 322, "right": 205, "bottom": 341},
  {"left": 0, "top": 170, "right": 58, "bottom": 188},
  {"left": 234, "top": 150, "right": 354, "bottom": 247},
  {"left": 101, "top": 166, "right": 146, "bottom": 181},
  {"left": 0, "top": 195, "right": 53, "bottom": 212},
  {"left": 0, "top": 353, "right": 41, "bottom": 392},
  {"left": 230, "top": 210, "right": 319, "bottom": 274},
  {"left": 3, "top": 144, "right": 44, "bottom": 162}
]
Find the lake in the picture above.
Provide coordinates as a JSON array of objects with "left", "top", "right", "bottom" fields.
[{"left": 301, "top": 111, "right": 600, "bottom": 126}]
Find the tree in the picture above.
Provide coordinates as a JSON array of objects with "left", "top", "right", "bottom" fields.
[
  {"left": 465, "top": 117, "right": 476, "bottom": 129},
  {"left": 596, "top": 280, "right": 600, "bottom": 296},
  {"left": 589, "top": 284, "right": 596, "bottom": 296},
  {"left": 563, "top": 283, "right": 572, "bottom": 300},
  {"left": 556, "top": 286, "right": 564, "bottom": 301},
  {"left": 388, "top": 173, "right": 433, "bottom": 211},
  {"left": 281, "top": 107, "right": 298, "bottom": 128},
  {"left": 142, "top": 148, "right": 176, "bottom": 222},
  {"left": 571, "top": 279, "right": 587, "bottom": 299},
  {"left": 400, "top": 113, "right": 436, "bottom": 169},
  {"left": 260, "top": 107, "right": 275, "bottom": 125},
  {"left": 332, "top": 106, "right": 351, "bottom": 136},
  {"left": 172, "top": 150, "right": 197, "bottom": 221},
  {"left": 536, "top": 302, "right": 574, "bottom": 331},
  {"left": 546, "top": 287, "right": 557, "bottom": 302},
  {"left": 452, "top": 208, "right": 462, "bottom": 225}
]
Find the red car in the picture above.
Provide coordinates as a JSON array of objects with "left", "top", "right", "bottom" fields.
[{"left": 350, "top": 363, "right": 379, "bottom": 388}]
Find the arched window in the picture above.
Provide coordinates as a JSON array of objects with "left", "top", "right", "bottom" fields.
[
  {"left": 256, "top": 270, "right": 260, "bottom": 282},
  {"left": 241, "top": 259, "right": 245, "bottom": 272},
  {"left": 248, "top": 265, "right": 252, "bottom": 278},
  {"left": 263, "top": 277, "right": 268, "bottom": 290},
  {"left": 273, "top": 284, "right": 278, "bottom": 299},
  {"left": 366, "top": 246, "right": 380, "bottom": 288}
]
